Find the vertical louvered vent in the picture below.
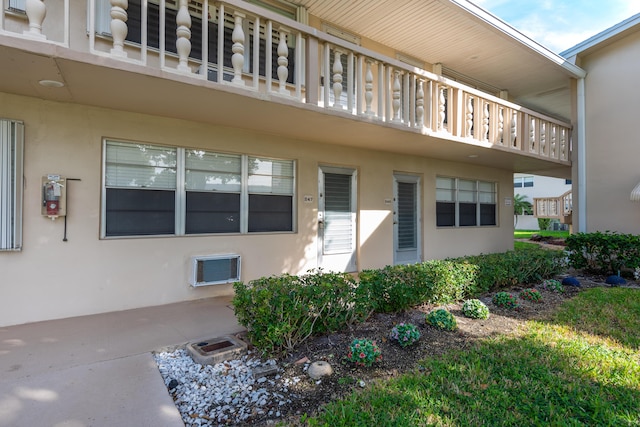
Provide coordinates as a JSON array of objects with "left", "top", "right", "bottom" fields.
[
  {"left": 190, "top": 254, "right": 241, "bottom": 287},
  {"left": 0, "top": 119, "right": 24, "bottom": 251}
]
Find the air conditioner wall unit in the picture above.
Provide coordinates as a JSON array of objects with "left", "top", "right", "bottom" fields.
[{"left": 190, "top": 254, "right": 241, "bottom": 287}]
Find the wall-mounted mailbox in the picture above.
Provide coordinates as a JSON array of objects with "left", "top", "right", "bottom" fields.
[{"left": 42, "top": 175, "right": 66, "bottom": 219}]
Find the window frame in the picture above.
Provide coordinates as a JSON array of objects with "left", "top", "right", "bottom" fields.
[
  {"left": 101, "top": 139, "right": 296, "bottom": 238},
  {"left": 436, "top": 176, "right": 497, "bottom": 228},
  {"left": 0, "top": 119, "right": 24, "bottom": 251}
]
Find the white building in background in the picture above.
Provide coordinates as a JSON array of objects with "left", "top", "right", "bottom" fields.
[{"left": 514, "top": 173, "right": 572, "bottom": 230}]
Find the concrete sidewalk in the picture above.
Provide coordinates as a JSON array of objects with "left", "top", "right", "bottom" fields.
[{"left": 0, "top": 296, "right": 243, "bottom": 427}]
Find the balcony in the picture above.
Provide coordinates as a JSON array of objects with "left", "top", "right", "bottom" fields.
[
  {"left": 534, "top": 190, "right": 573, "bottom": 224},
  {"left": 0, "top": 0, "right": 572, "bottom": 171}
]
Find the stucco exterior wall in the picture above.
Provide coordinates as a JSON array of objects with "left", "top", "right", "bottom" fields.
[
  {"left": 581, "top": 31, "right": 640, "bottom": 234},
  {"left": 0, "top": 92, "right": 513, "bottom": 326}
]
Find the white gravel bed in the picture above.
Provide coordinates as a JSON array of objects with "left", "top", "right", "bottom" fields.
[{"left": 154, "top": 348, "right": 302, "bottom": 426}]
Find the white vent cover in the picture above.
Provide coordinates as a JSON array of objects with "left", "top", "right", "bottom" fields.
[{"left": 190, "top": 254, "right": 241, "bottom": 287}]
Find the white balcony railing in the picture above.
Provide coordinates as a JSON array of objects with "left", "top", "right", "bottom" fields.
[
  {"left": 0, "top": 0, "right": 572, "bottom": 162},
  {"left": 534, "top": 190, "right": 573, "bottom": 223}
]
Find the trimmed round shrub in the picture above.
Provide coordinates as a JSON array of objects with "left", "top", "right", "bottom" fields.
[
  {"left": 346, "top": 338, "right": 382, "bottom": 367},
  {"left": 426, "top": 309, "right": 457, "bottom": 331},
  {"left": 389, "top": 323, "right": 420, "bottom": 347},
  {"left": 519, "top": 288, "right": 543, "bottom": 302},
  {"left": 462, "top": 299, "right": 490, "bottom": 319},
  {"left": 492, "top": 292, "right": 520, "bottom": 310}
]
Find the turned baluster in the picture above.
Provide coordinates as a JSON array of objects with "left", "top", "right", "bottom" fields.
[
  {"left": 482, "top": 102, "right": 489, "bottom": 141},
  {"left": 109, "top": 0, "right": 128, "bottom": 57},
  {"left": 497, "top": 107, "right": 504, "bottom": 144},
  {"left": 364, "top": 60, "right": 374, "bottom": 115},
  {"left": 510, "top": 111, "right": 517, "bottom": 147},
  {"left": 175, "top": 0, "right": 192, "bottom": 73},
  {"left": 465, "top": 96, "right": 473, "bottom": 136},
  {"left": 391, "top": 71, "right": 401, "bottom": 122},
  {"left": 438, "top": 86, "right": 446, "bottom": 131},
  {"left": 277, "top": 29, "right": 290, "bottom": 94},
  {"left": 416, "top": 80, "right": 424, "bottom": 128},
  {"left": 332, "top": 50, "right": 343, "bottom": 108},
  {"left": 231, "top": 13, "right": 245, "bottom": 85},
  {"left": 23, "top": 0, "right": 47, "bottom": 39}
]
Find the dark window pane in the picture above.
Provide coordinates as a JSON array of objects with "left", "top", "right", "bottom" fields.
[
  {"left": 459, "top": 202, "right": 477, "bottom": 226},
  {"left": 524, "top": 181, "right": 534, "bottom": 187},
  {"left": 514, "top": 181, "right": 522, "bottom": 188},
  {"left": 565, "top": 179, "right": 572, "bottom": 185},
  {"left": 480, "top": 204, "right": 496, "bottom": 226},
  {"left": 248, "top": 194, "right": 293, "bottom": 232},
  {"left": 106, "top": 188, "right": 174, "bottom": 236},
  {"left": 436, "top": 202, "right": 455, "bottom": 227},
  {"left": 186, "top": 192, "right": 240, "bottom": 234}
]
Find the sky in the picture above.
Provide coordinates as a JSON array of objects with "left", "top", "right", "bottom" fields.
[{"left": 474, "top": 0, "right": 640, "bottom": 53}]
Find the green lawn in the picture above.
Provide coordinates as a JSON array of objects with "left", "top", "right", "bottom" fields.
[
  {"left": 305, "top": 288, "right": 640, "bottom": 426},
  {"left": 514, "top": 229, "right": 570, "bottom": 239}
]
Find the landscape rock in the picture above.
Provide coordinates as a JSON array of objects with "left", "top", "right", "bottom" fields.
[
  {"left": 307, "top": 361, "right": 333, "bottom": 379},
  {"left": 605, "top": 275, "right": 626, "bottom": 286},
  {"left": 562, "top": 276, "right": 581, "bottom": 287}
]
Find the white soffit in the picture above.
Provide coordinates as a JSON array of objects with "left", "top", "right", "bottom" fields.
[{"left": 631, "top": 181, "right": 640, "bottom": 202}]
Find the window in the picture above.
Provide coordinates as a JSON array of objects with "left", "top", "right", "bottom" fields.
[
  {"left": 436, "top": 177, "right": 496, "bottom": 227},
  {"left": 513, "top": 176, "right": 533, "bottom": 188},
  {"left": 565, "top": 179, "right": 572, "bottom": 185},
  {"left": 103, "top": 141, "right": 295, "bottom": 237},
  {"left": 0, "top": 119, "right": 24, "bottom": 250}
]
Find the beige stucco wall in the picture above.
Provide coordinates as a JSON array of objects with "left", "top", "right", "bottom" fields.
[
  {"left": 580, "top": 30, "right": 640, "bottom": 234},
  {"left": 0, "top": 91, "right": 513, "bottom": 326}
]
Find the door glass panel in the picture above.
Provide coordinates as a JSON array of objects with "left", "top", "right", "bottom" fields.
[
  {"left": 397, "top": 182, "right": 417, "bottom": 249},
  {"left": 323, "top": 173, "right": 352, "bottom": 253}
]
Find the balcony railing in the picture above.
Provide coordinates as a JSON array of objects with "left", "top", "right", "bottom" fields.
[
  {"left": 534, "top": 190, "right": 572, "bottom": 223},
  {"left": 1, "top": 0, "right": 572, "bottom": 163}
]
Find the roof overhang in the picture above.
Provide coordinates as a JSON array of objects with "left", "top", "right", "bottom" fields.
[{"left": 291, "top": 0, "right": 585, "bottom": 121}]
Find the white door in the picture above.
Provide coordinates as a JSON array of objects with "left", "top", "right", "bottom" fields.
[
  {"left": 393, "top": 174, "right": 421, "bottom": 265},
  {"left": 318, "top": 166, "right": 357, "bottom": 272}
]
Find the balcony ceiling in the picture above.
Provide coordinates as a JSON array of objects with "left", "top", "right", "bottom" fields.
[{"left": 291, "top": 0, "right": 583, "bottom": 121}]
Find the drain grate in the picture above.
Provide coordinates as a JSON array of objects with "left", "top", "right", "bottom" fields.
[{"left": 186, "top": 335, "right": 248, "bottom": 365}]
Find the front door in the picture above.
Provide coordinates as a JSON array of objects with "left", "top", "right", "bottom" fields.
[
  {"left": 393, "top": 174, "right": 421, "bottom": 265},
  {"left": 318, "top": 166, "right": 357, "bottom": 272}
]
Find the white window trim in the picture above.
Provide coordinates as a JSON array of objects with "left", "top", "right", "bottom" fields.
[
  {"left": 101, "top": 139, "right": 296, "bottom": 238},
  {"left": 436, "top": 176, "right": 497, "bottom": 228}
]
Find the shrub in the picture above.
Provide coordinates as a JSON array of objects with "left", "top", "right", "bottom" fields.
[
  {"left": 519, "top": 288, "right": 542, "bottom": 302},
  {"left": 565, "top": 231, "right": 640, "bottom": 274},
  {"left": 492, "top": 292, "right": 519, "bottom": 310},
  {"left": 426, "top": 309, "right": 457, "bottom": 331},
  {"left": 233, "top": 270, "right": 373, "bottom": 355},
  {"left": 541, "top": 279, "right": 564, "bottom": 293},
  {"left": 464, "top": 248, "right": 566, "bottom": 295},
  {"left": 358, "top": 260, "right": 477, "bottom": 313},
  {"left": 537, "top": 218, "right": 551, "bottom": 230},
  {"left": 346, "top": 338, "right": 382, "bottom": 367},
  {"left": 389, "top": 323, "right": 421, "bottom": 347},
  {"left": 462, "top": 299, "right": 490, "bottom": 319}
]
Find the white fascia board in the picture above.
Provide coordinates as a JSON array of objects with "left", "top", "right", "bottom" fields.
[
  {"left": 450, "top": 0, "right": 586, "bottom": 78},
  {"left": 561, "top": 13, "right": 640, "bottom": 58}
]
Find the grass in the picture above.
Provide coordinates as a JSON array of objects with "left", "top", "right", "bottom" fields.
[
  {"left": 514, "top": 240, "right": 539, "bottom": 251},
  {"left": 305, "top": 288, "right": 640, "bottom": 426},
  {"left": 514, "top": 229, "right": 570, "bottom": 239}
]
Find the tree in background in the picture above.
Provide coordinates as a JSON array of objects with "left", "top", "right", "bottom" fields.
[{"left": 513, "top": 194, "right": 532, "bottom": 227}]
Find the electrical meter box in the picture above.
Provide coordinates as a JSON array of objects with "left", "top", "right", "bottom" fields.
[{"left": 42, "top": 175, "right": 67, "bottom": 218}]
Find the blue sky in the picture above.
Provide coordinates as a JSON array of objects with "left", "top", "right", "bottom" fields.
[{"left": 475, "top": 0, "right": 640, "bottom": 53}]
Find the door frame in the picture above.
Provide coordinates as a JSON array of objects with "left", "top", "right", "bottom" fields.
[
  {"left": 393, "top": 173, "right": 422, "bottom": 265},
  {"left": 317, "top": 165, "right": 358, "bottom": 272}
]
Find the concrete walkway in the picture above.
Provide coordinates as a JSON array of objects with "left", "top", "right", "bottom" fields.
[{"left": 0, "top": 296, "right": 243, "bottom": 427}]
